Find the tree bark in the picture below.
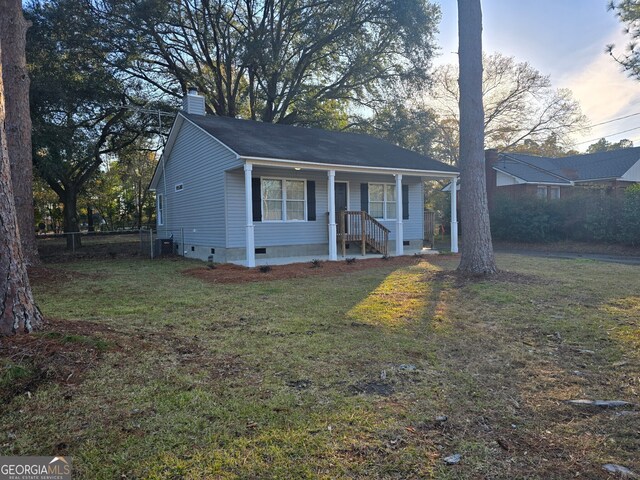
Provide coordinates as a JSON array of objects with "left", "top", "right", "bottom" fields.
[
  {"left": 0, "top": 0, "right": 39, "bottom": 265},
  {"left": 456, "top": 0, "right": 497, "bottom": 275},
  {"left": 0, "top": 39, "right": 43, "bottom": 335},
  {"left": 62, "top": 188, "right": 81, "bottom": 249}
]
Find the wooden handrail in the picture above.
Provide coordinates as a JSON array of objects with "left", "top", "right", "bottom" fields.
[{"left": 337, "top": 210, "right": 390, "bottom": 256}]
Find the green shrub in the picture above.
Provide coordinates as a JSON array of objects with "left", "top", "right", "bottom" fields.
[
  {"left": 490, "top": 189, "right": 630, "bottom": 244},
  {"left": 619, "top": 184, "right": 640, "bottom": 245},
  {"left": 491, "top": 195, "right": 555, "bottom": 242}
]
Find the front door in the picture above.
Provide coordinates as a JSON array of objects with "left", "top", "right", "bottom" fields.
[{"left": 335, "top": 182, "right": 348, "bottom": 232}]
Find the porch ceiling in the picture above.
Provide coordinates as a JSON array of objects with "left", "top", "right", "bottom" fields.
[{"left": 235, "top": 156, "right": 458, "bottom": 178}]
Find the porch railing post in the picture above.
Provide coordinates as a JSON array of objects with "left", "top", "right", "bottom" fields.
[
  {"left": 327, "top": 170, "right": 337, "bottom": 261},
  {"left": 395, "top": 174, "right": 403, "bottom": 256},
  {"left": 244, "top": 163, "right": 256, "bottom": 267},
  {"left": 450, "top": 176, "right": 459, "bottom": 253},
  {"left": 361, "top": 211, "right": 366, "bottom": 256},
  {"left": 340, "top": 211, "right": 346, "bottom": 257}
]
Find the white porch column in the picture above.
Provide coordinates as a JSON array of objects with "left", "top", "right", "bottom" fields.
[
  {"left": 244, "top": 163, "right": 256, "bottom": 267},
  {"left": 327, "top": 170, "right": 337, "bottom": 261},
  {"left": 395, "top": 174, "right": 403, "bottom": 256},
  {"left": 450, "top": 176, "right": 459, "bottom": 253}
]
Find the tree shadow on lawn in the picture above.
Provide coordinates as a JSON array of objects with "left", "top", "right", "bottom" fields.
[
  {"left": 4, "top": 256, "right": 638, "bottom": 478},
  {"left": 417, "top": 265, "right": 640, "bottom": 479}
]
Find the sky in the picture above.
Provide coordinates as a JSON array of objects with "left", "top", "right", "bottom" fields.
[{"left": 434, "top": 0, "right": 640, "bottom": 151}]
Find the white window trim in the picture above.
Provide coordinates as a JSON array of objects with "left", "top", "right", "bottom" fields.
[
  {"left": 368, "top": 182, "right": 397, "bottom": 220},
  {"left": 260, "top": 176, "right": 308, "bottom": 223},
  {"left": 549, "top": 186, "right": 561, "bottom": 199},
  {"left": 175, "top": 183, "right": 184, "bottom": 192},
  {"left": 157, "top": 193, "right": 164, "bottom": 225}
]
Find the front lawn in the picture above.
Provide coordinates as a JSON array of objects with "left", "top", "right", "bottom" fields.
[{"left": 1, "top": 255, "right": 638, "bottom": 479}]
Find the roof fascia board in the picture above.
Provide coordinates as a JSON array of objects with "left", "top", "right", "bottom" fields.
[
  {"left": 149, "top": 114, "right": 185, "bottom": 191},
  {"left": 493, "top": 167, "right": 571, "bottom": 186},
  {"left": 532, "top": 181, "right": 574, "bottom": 186},
  {"left": 573, "top": 177, "right": 622, "bottom": 183},
  {"left": 241, "top": 155, "right": 459, "bottom": 178}
]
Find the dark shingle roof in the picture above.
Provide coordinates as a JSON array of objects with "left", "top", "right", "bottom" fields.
[
  {"left": 493, "top": 157, "right": 572, "bottom": 184},
  {"left": 499, "top": 149, "right": 640, "bottom": 183},
  {"left": 184, "top": 113, "right": 457, "bottom": 174}
]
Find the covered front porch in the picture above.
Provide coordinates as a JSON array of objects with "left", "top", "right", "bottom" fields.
[{"left": 238, "top": 159, "right": 459, "bottom": 268}]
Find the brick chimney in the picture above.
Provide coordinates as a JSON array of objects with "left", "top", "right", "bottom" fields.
[{"left": 182, "top": 87, "right": 206, "bottom": 115}]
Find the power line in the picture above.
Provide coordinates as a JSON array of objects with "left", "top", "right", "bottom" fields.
[
  {"left": 574, "top": 125, "right": 640, "bottom": 146},
  {"left": 568, "top": 111, "right": 640, "bottom": 134}
]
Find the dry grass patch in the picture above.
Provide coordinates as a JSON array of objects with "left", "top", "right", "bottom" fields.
[{"left": 0, "top": 254, "right": 637, "bottom": 479}]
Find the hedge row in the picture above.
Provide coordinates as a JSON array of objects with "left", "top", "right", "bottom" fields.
[{"left": 490, "top": 185, "right": 640, "bottom": 245}]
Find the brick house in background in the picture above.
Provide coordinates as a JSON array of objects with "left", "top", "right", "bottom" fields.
[{"left": 483, "top": 147, "right": 640, "bottom": 209}]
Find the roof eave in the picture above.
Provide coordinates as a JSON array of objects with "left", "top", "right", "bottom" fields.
[
  {"left": 573, "top": 177, "right": 624, "bottom": 183},
  {"left": 149, "top": 114, "right": 186, "bottom": 191},
  {"left": 240, "top": 155, "right": 459, "bottom": 177}
]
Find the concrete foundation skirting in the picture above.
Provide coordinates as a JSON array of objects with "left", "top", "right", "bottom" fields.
[{"left": 172, "top": 239, "right": 425, "bottom": 264}]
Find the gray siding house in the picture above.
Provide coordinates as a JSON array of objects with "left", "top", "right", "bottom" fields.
[{"left": 150, "top": 91, "right": 459, "bottom": 266}]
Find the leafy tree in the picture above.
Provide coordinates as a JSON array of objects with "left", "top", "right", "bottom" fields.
[
  {"left": 456, "top": 0, "right": 497, "bottom": 275},
  {"left": 83, "top": 143, "right": 157, "bottom": 230},
  {"left": 586, "top": 137, "right": 633, "bottom": 153},
  {"left": 84, "top": 164, "right": 123, "bottom": 231},
  {"left": 27, "top": 0, "right": 160, "bottom": 246},
  {"left": 428, "top": 53, "right": 587, "bottom": 164},
  {"left": 93, "top": 0, "right": 441, "bottom": 126},
  {"left": 607, "top": 1, "right": 640, "bottom": 78},
  {"left": 117, "top": 143, "right": 157, "bottom": 229},
  {"left": 0, "top": 0, "right": 39, "bottom": 264},
  {"left": 33, "top": 174, "right": 63, "bottom": 232},
  {"left": 357, "top": 100, "right": 439, "bottom": 156},
  {"left": 0, "top": 4, "right": 43, "bottom": 335},
  {"left": 509, "top": 133, "right": 579, "bottom": 157}
]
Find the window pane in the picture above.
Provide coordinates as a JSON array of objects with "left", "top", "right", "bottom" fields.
[
  {"left": 285, "top": 180, "right": 305, "bottom": 200},
  {"left": 536, "top": 186, "right": 547, "bottom": 199},
  {"left": 370, "top": 184, "right": 384, "bottom": 201},
  {"left": 386, "top": 184, "right": 396, "bottom": 202},
  {"left": 264, "top": 200, "right": 282, "bottom": 220},
  {"left": 262, "top": 179, "right": 282, "bottom": 200},
  {"left": 550, "top": 187, "right": 560, "bottom": 199},
  {"left": 286, "top": 200, "right": 305, "bottom": 220},
  {"left": 370, "top": 201, "right": 384, "bottom": 218},
  {"left": 386, "top": 201, "right": 397, "bottom": 220}
]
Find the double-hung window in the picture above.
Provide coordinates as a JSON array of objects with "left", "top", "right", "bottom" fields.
[
  {"left": 536, "top": 186, "right": 548, "bottom": 199},
  {"left": 261, "top": 178, "right": 306, "bottom": 221},
  {"left": 369, "top": 183, "right": 396, "bottom": 220}
]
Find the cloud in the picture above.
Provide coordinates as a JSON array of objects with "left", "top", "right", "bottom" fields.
[{"left": 559, "top": 31, "right": 640, "bottom": 146}]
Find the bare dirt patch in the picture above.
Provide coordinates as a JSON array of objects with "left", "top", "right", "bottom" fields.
[
  {"left": 28, "top": 266, "right": 104, "bottom": 286},
  {"left": 184, "top": 255, "right": 432, "bottom": 284},
  {"left": 0, "top": 318, "right": 121, "bottom": 404}
]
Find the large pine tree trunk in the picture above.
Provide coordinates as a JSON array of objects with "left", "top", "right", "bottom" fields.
[
  {"left": 0, "top": 40, "right": 43, "bottom": 335},
  {"left": 457, "top": 0, "right": 497, "bottom": 275},
  {"left": 0, "top": 0, "right": 39, "bottom": 265}
]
